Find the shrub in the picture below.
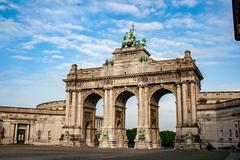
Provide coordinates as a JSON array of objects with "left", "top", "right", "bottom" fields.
[{"left": 160, "top": 130, "right": 176, "bottom": 148}]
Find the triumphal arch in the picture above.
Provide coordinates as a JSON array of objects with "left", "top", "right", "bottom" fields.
[{"left": 63, "top": 26, "right": 203, "bottom": 149}]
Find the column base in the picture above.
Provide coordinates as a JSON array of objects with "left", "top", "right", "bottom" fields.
[
  {"left": 174, "top": 126, "right": 201, "bottom": 150},
  {"left": 134, "top": 128, "right": 156, "bottom": 149},
  {"left": 175, "top": 142, "right": 201, "bottom": 150},
  {"left": 99, "top": 128, "right": 117, "bottom": 148},
  {"left": 134, "top": 139, "right": 153, "bottom": 149},
  {"left": 61, "top": 126, "right": 86, "bottom": 147}
]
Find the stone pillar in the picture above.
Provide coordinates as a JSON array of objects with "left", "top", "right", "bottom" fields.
[
  {"left": 14, "top": 123, "right": 18, "bottom": 144},
  {"left": 77, "top": 90, "right": 82, "bottom": 127},
  {"left": 11, "top": 123, "right": 15, "bottom": 144},
  {"left": 99, "top": 87, "right": 115, "bottom": 148},
  {"left": 109, "top": 88, "right": 116, "bottom": 147},
  {"left": 71, "top": 91, "right": 77, "bottom": 126},
  {"left": 103, "top": 89, "right": 108, "bottom": 128},
  {"left": 29, "top": 123, "right": 33, "bottom": 144},
  {"left": 138, "top": 85, "right": 144, "bottom": 127},
  {"left": 190, "top": 82, "right": 197, "bottom": 125},
  {"left": 110, "top": 89, "right": 114, "bottom": 129},
  {"left": 135, "top": 85, "right": 144, "bottom": 148},
  {"left": 176, "top": 83, "right": 183, "bottom": 127},
  {"left": 144, "top": 86, "right": 149, "bottom": 128},
  {"left": 182, "top": 82, "right": 188, "bottom": 126},
  {"left": 65, "top": 91, "right": 71, "bottom": 126},
  {"left": 25, "top": 124, "right": 30, "bottom": 144},
  {"left": 99, "top": 89, "right": 108, "bottom": 148}
]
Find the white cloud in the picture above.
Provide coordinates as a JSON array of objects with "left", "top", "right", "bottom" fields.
[
  {"left": 172, "top": 0, "right": 198, "bottom": 8},
  {"left": 0, "top": 18, "right": 24, "bottom": 36},
  {"left": 51, "top": 55, "right": 64, "bottom": 59},
  {"left": 115, "top": 20, "right": 164, "bottom": 31},
  {"left": 11, "top": 55, "right": 33, "bottom": 61},
  {"left": 165, "top": 15, "right": 202, "bottom": 29},
  {"left": 22, "top": 41, "right": 38, "bottom": 49},
  {"left": 131, "top": 21, "right": 163, "bottom": 31},
  {"left": 105, "top": 2, "right": 141, "bottom": 16},
  {"left": 22, "top": 34, "right": 118, "bottom": 56},
  {"left": 0, "top": 5, "right": 7, "bottom": 10},
  {"left": 67, "top": 34, "right": 93, "bottom": 43},
  {"left": 43, "top": 50, "right": 60, "bottom": 54}
]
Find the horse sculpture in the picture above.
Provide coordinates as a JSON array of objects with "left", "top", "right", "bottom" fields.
[{"left": 121, "top": 25, "right": 146, "bottom": 48}]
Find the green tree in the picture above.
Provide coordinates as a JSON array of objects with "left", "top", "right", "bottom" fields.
[
  {"left": 126, "top": 128, "right": 137, "bottom": 148},
  {"left": 160, "top": 130, "right": 176, "bottom": 148}
]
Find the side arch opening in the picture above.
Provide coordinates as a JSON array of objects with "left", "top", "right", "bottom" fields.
[
  {"left": 83, "top": 93, "right": 103, "bottom": 147},
  {"left": 150, "top": 88, "right": 176, "bottom": 148},
  {"left": 114, "top": 90, "right": 137, "bottom": 148}
]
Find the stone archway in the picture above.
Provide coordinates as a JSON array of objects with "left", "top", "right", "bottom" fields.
[
  {"left": 63, "top": 46, "right": 203, "bottom": 149},
  {"left": 83, "top": 93, "right": 102, "bottom": 147},
  {"left": 114, "top": 90, "right": 136, "bottom": 148},
  {"left": 149, "top": 88, "right": 176, "bottom": 148}
]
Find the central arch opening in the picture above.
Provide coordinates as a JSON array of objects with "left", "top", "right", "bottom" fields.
[
  {"left": 114, "top": 90, "right": 137, "bottom": 148},
  {"left": 83, "top": 93, "right": 103, "bottom": 147},
  {"left": 150, "top": 88, "right": 176, "bottom": 148}
]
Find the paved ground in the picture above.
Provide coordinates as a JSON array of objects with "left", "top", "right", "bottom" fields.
[{"left": 0, "top": 145, "right": 233, "bottom": 160}]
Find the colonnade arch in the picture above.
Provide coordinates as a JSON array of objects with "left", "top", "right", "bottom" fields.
[
  {"left": 83, "top": 93, "right": 102, "bottom": 146},
  {"left": 114, "top": 90, "right": 136, "bottom": 148},
  {"left": 149, "top": 88, "right": 176, "bottom": 148},
  {"left": 63, "top": 47, "right": 203, "bottom": 150}
]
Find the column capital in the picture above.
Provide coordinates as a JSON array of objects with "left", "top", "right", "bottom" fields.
[
  {"left": 181, "top": 80, "right": 188, "bottom": 84},
  {"left": 76, "top": 89, "right": 82, "bottom": 92},
  {"left": 189, "top": 80, "right": 196, "bottom": 84},
  {"left": 138, "top": 83, "right": 148, "bottom": 87},
  {"left": 176, "top": 81, "right": 182, "bottom": 85},
  {"left": 103, "top": 86, "right": 113, "bottom": 90}
]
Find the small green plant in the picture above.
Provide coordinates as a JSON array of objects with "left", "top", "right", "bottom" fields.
[{"left": 159, "top": 130, "right": 176, "bottom": 148}]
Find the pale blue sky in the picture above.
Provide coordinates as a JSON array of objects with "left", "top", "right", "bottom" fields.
[{"left": 0, "top": 0, "right": 240, "bottom": 130}]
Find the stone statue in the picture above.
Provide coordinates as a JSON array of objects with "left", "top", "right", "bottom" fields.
[
  {"left": 102, "top": 129, "right": 109, "bottom": 140},
  {"left": 121, "top": 24, "right": 146, "bottom": 48},
  {"left": 64, "top": 130, "right": 70, "bottom": 140},
  {"left": 185, "top": 129, "right": 192, "bottom": 140},
  {"left": 138, "top": 128, "right": 145, "bottom": 139}
]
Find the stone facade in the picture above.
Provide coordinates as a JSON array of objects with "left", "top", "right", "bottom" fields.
[
  {"left": 0, "top": 105, "right": 65, "bottom": 145},
  {"left": 0, "top": 46, "right": 239, "bottom": 150},
  {"left": 63, "top": 47, "right": 202, "bottom": 149},
  {"left": 197, "top": 95, "right": 240, "bottom": 149},
  {"left": 0, "top": 102, "right": 103, "bottom": 146}
]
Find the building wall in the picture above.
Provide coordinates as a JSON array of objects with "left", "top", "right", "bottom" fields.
[
  {"left": 199, "top": 91, "right": 240, "bottom": 104},
  {"left": 0, "top": 107, "right": 65, "bottom": 145},
  {"left": 0, "top": 104, "right": 103, "bottom": 145},
  {"left": 197, "top": 98, "right": 240, "bottom": 148}
]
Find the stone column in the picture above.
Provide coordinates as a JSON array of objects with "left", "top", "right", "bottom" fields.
[
  {"left": 29, "top": 123, "right": 33, "bottom": 144},
  {"left": 144, "top": 86, "right": 149, "bottom": 128},
  {"left": 71, "top": 91, "right": 77, "bottom": 126},
  {"left": 103, "top": 89, "right": 108, "bottom": 128},
  {"left": 99, "top": 89, "right": 109, "bottom": 148},
  {"left": 138, "top": 85, "right": 144, "bottom": 128},
  {"left": 11, "top": 123, "right": 15, "bottom": 143},
  {"left": 65, "top": 91, "right": 70, "bottom": 126},
  {"left": 176, "top": 83, "right": 182, "bottom": 127},
  {"left": 110, "top": 89, "right": 114, "bottom": 128},
  {"left": 25, "top": 124, "right": 29, "bottom": 144},
  {"left": 144, "top": 86, "right": 151, "bottom": 144},
  {"left": 14, "top": 123, "right": 18, "bottom": 144},
  {"left": 77, "top": 90, "right": 82, "bottom": 127},
  {"left": 109, "top": 88, "right": 116, "bottom": 143},
  {"left": 191, "top": 82, "right": 197, "bottom": 125},
  {"left": 182, "top": 82, "right": 188, "bottom": 126}
]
